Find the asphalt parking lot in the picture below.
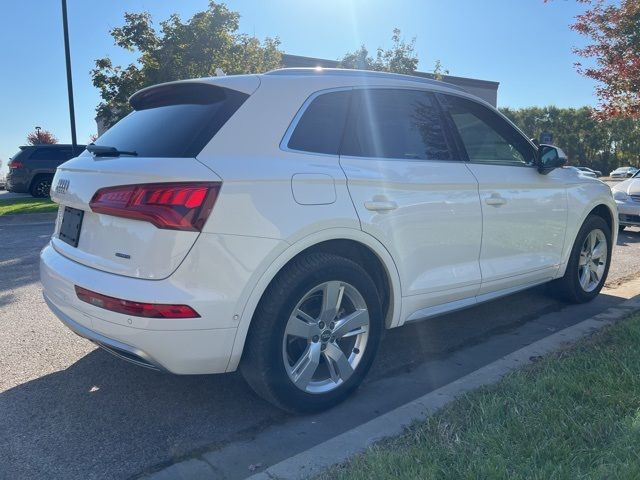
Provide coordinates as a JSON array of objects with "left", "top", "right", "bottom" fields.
[
  {"left": 1, "top": 220, "right": 639, "bottom": 480},
  {"left": 0, "top": 190, "right": 30, "bottom": 200}
]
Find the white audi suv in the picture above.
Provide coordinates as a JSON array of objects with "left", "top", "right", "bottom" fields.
[{"left": 41, "top": 68, "right": 617, "bottom": 412}]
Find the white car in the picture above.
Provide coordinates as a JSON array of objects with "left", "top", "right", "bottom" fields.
[
  {"left": 565, "top": 166, "right": 597, "bottom": 178},
  {"left": 610, "top": 166, "right": 638, "bottom": 178},
  {"left": 41, "top": 68, "right": 617, "bottom": 412},
  {"left": 612, "top": 171, "right": 640, "bottom": 231},
  {"left": 576, "top": 167, "right": 602, "bottom": 178}
]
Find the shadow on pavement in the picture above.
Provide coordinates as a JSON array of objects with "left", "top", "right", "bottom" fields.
[{"left": 0, "top": 224, "right": 53, "bottom": 294}]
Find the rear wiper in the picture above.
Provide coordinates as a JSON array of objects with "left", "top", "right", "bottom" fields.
[{"left": 87, "top": 143, "right": 138, "bottom": 157}]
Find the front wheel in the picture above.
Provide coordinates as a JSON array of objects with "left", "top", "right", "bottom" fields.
[
  {"left": 240, "top": 253, "right": 383, "bottom": 413},
  {"left": 549, "top": 215, "right": 612, "bottom": 303}
]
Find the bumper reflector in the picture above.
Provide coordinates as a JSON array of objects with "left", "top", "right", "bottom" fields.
[{"left": 75, "top": 286, "right": 200, "bottom": 319}]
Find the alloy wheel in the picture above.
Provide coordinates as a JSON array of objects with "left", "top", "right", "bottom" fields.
[
  {"left": 35, "top": 179, "right": 52, "bottom": 197},
  {"left": 578, "top": 229, "right": 607, "bottom": 293},
  {"left": 282, "top": 281, "right": 370, "bottom": 394}
]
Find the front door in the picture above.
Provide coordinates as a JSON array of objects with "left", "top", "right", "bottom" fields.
[
  {"left": 339, "top": 88, "right": 483, "bottom": 312},
  {"left": 439, "top": 93, "right": 567, "bottom": 295}
]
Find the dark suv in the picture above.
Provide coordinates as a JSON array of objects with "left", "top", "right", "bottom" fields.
[{"left": 7, "top": 144, "right": 85, "bottom": 197}]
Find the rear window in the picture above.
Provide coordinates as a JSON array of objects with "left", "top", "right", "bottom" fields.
[
  {"left": 93, "top": 83, "right": 249, "bottom": 158},
  {"left": 29, "top": 148, "right": 72, "bottom": 161},
  {"left": 10, "top": 149, "right": 28, "bottom": 161},
  {"left": 287, "top": 90, "right": 351, "bottom": 155}
]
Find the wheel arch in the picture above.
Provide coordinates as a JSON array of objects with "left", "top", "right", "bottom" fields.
[
  {"left": 225, "top": 228, "right": 402, "bottom": 372},
  {"left": 588, "top": 203, "right": 615, "bottom": 234},
  {"left": 558, "top": 200, "right": 617, "bottom": 278}
]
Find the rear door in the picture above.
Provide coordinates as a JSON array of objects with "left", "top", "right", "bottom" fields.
[
  {"left": 438, "top": 94, "right": 567, "bottom": 295},
  {"left": 50, "top": 81, "right": 252, "bottom": 280},
  {"left": 339, "top": 88, "right": 482, "bottom": 311}
]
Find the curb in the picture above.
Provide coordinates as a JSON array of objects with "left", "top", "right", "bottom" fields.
[
  {"left": 0, "top": 212, "right": 57, "bottom": 226},
  {"left": 143, "top": 282, "right": 640, "bottom": 480},
  {"left": 249, "top": 289, "right": 640, "bottom": 480}
]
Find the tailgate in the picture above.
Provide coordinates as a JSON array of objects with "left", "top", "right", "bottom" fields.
[{"left": 50, "top": 154, "right": 220, "bottom": 280}]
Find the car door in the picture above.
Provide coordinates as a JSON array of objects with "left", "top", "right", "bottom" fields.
[
  {"left": 438, "top": 93, "right": 568, "bottom": 295},
  {"left": 339, "top": 88, "right": 483, "bottom": 315}
]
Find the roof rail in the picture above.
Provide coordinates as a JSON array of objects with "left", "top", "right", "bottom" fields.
[{"left": 264, "top": 68, "right": 466, "bottom": 92}]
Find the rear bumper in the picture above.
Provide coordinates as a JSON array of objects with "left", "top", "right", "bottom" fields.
[
  {"left": 6, "top": 172, "right": 30, "bottom": 193},
  {"left": 40, "top": 232, "right": 284, "bottom": 374},
  {"left": 44, "top": 294, "right": 165, "bottom": 371}
]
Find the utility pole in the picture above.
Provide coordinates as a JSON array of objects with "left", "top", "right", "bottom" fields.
[{"left": 61, "top": 0, "right": 78, "bottom": 156}]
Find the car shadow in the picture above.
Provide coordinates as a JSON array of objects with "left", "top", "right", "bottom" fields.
[
  {"left": 1, "top": 346, "right": 287, "bottom": 480},
  {"left": 618, "top": 226, "right": 640, "bottom": 246},
  {"left": 0, "top": 224, "right": 52, "bottom": 294}
]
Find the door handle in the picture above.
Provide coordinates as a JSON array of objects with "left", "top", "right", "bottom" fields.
[
  {"left": 485, "top": 193, "right": 507, "bottom": 207},
  {"left": 364, "top": 199, "right": 398, "bottom": 212}
]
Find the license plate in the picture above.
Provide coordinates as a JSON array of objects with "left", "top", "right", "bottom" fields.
[{"left": 59, "top": 206, "right": 84, "bottom": 248}]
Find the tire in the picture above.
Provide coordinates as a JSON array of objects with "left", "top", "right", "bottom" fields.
[
  {"left": 30, "top": 175, "right": 53, "bottom": 198},
  {"left": 240, "top": 252, "right": 383, "bottom": 413},
  {"left": 549, "top": 215, "right": 612, "bottom": 303}
]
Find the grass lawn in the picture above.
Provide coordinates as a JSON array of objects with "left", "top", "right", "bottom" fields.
[
  {"left": 0, "top": 197, "right": 58, "bottom": 215},
  {"left": 324, "top": 314, "right": 640, "bottom": 479}
]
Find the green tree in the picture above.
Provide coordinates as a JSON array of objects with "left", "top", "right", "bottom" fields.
[
  {"left": 92, "top": 2, "right": 282, "bottom": 128},
  {"left": 500, "top": 105, "right": 640, "bottom": 172},
  {"left": 338, "top": 28, "right": 419, "bottom": 74}
]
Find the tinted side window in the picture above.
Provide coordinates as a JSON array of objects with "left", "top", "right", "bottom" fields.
[
  {"left": 342, "top": 89, "right": 453, "bottom": 161},
  {"left": 287, "top": 90, "right": 351, "bottom": 155},
  {"left": 29, "top": 149, "right": 68, "bottom": 161},
  {"left": 440, "top": 95, "right": 535, "bottom": 165}
]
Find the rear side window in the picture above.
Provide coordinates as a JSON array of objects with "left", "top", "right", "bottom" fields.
[
  {"left": 287, "top": 90, "right": 351, "bottom": 155},
  {"left": 29, "top": 148, "right": 71, "bottom": 161},
  {"left": 94, "top": 83, "right": 249, "bottom": 158},
  {"left": 342, "top": 89, "right": 453, "bottom": 161}
]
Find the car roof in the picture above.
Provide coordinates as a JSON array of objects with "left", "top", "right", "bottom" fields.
[
  {"left": 263, "top": 68, "right": 467, "bottom": 93},
  {"left": 141, "top": 67, "right": 469, "bottom": 100},
  {"left": 19, "top": 144, "right": 86, "bottom": 150}
]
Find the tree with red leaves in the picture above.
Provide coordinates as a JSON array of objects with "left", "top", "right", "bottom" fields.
[
  {"left": 26, "top": 128, "right": 58, "bottom": 145},
  {"left": 569, "top": 0, "right": 640, "bottom": 119}
]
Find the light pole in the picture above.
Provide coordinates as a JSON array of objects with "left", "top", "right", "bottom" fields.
[
  {"left": 35, "top": 126, "right": 42, "bottom": 143},
  {"left": 61, "top": 0, "right": 78, "bottom": 156}
]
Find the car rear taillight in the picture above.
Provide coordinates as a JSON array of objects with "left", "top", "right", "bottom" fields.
[
  {"left": 89, "top": 182, "right": 221, "bottom": 231},
  {"left": 75, "top": 286, "right": 200, "bottom": 318},
  {"left": 9, "top": 160, "right": 24, "bottom": 169}
]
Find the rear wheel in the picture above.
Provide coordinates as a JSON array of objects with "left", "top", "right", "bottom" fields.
[
  {"left": 240, "top": 253, "right": 383, "bottom": 413},
  {"left": 549, "top": 215, "right": 611, "bottom": 303},
  {"left": 30, "top": 175, "right": 53, "bottom": 198}
]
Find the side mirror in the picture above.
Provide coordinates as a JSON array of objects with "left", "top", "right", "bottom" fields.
[{"left": 536, "top": 144, "right": 567, "bottom": 174}]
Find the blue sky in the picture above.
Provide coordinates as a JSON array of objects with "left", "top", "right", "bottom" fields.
[{"left": 0, "top": 0, "right": 595, "bottom": 171}]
